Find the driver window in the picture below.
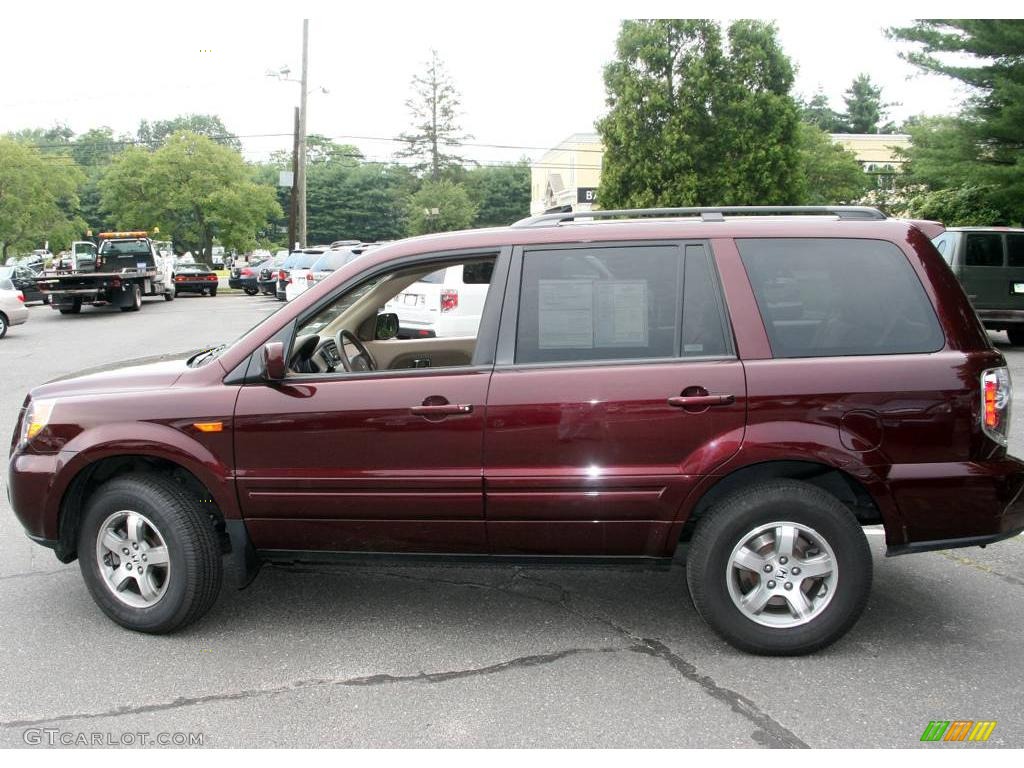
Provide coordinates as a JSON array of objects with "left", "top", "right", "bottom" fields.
[{"left": 289, "top": 254, "right": 498, "bottom": 376}]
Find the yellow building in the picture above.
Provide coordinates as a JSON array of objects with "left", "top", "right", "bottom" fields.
[{"left": 530, "top": 132, "right": 910, "bottom": 213}]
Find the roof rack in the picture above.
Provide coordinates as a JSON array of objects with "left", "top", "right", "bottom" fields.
[{"left": 512, "top": 206, "right": 887, "bottom": 228}]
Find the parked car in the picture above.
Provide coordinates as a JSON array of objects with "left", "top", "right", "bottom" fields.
[
  {"left": 276, "top": 248, "right": 325, "bottom": 301},
  {"left": 257, "top": 255, "right": 286, "bottom": 295},
  {"left": 384, "top": 260, "right": 493, "bottom": 338},
  {"left": 0, "top": 278, "right": 29, "bottom": 338},
  {"left": 0, "top": 264, "right": 45, "bottom": 304},
  {"left": 284, "top": 246, "right": 373, "bottom": 302},
  {"left": 8, "top": 206, "right": 1023, "bottom": 655},
  {"left": 932, "top": 227, "right": 1024, "bottom": 344},
  {"left": 172, "top": 263, "right": 219, "bottom": 296},
  {"left": 229, "top": 259, "right": 268, "bottom": 296}
]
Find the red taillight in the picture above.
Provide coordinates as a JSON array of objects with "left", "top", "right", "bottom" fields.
[
  {"left": 278, "top": 270, "right": 286, "bottom": 281},
  {"left": 306, "top": 273, "right": 315, "bottom": 285},
  {"left": 16, "top": 291, "right": 25, "bottom": 303},
  {"left": 241, "top": 268, "right": 253, "bottom": 276},
  {"left": 440, "top": 288, "right": 458, "bottom": 312},
  {"left": 175, "top": 276, "right": 186, "bottom": 282},
  {"left": 208, "top": 274, "right": 218, "bottom": 281},
  {"left": 981, "top": 367, "right": 1012, "bottom": 445}
]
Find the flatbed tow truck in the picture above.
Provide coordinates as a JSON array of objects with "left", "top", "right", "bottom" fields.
[{"left": 37, "top": 232, "right": 174, "bottom": 314}]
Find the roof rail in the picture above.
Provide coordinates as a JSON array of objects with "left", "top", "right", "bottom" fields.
[{"left": 512, "top": 206, "right": 887, "bottom": 228}]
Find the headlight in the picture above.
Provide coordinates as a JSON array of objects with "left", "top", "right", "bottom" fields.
[{"left": 21, "top": 399, "right": 55, "bottom": 444}]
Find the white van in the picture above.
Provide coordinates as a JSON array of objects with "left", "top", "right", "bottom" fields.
[{"left": 384, "top": 261, "right": 493, "bottom": 338}]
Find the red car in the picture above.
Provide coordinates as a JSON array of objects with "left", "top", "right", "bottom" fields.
[{"left": 8, "top": 206, "right": 1023, "bottom": 654}]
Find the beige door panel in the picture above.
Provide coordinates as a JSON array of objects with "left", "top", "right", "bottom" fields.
[{"left": 365, "top": 336, "right": 477, "bottom": 369}]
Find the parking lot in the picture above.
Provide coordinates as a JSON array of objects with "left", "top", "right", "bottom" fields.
[{"left": 1, "top": 292, "right": 1022, "bottom": 748}]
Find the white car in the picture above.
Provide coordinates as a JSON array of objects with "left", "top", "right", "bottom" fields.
[
  {"left": 285, "top": 246, "right": 377, "bottom": 303},
  {"left": 384, "top": 260, "right": 493, "bottom": 338},
  {"left": 0, "top": 278, "right": 29, "bottom": 338}
]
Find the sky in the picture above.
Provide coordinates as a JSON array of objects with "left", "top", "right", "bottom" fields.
[{"left": 0, "top": 0, "right": 1010, "bottom": 167}]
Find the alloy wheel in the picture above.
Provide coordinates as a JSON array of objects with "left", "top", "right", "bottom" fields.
[{"left": 94, "top": 510, "right": 171, "bottom": 608}]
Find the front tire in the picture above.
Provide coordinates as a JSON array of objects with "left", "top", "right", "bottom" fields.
[
  {"left": 0, "top": 312, "right": 7, "bottom": 338},
  {"left": 686, "top": 480, "right": 872, "bottom": 655},
  {"left": 77, "top": 475, "right": 223, "bottom": 633}
]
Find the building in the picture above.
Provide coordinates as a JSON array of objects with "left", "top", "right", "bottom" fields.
[
  {"left": 529, "top": 133, "right": 603, "bottom": 215},
  {"left": 530, "top": 132, "right": 911, "bottom": 213}
]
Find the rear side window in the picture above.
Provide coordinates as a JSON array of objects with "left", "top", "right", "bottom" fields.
[
  {"left": 965, "top": 233, "right": 1004, "bottom": 267},
  {"left": 516, "top": 245, "right": 682, "bottom": 364},
  {"left": 1007, "top": 234, "right": 1024, "bottom": 267},
  {"left": 738, "top": 238, "right": 944, "bottom": 358},
  {"left": 462, "top": 262, "right": 494, "bottom": 284}
]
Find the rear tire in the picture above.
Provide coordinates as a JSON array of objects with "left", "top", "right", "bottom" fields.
[
  {"left": 244, "top": 287, "right": 258, "bottom": 296},
  {"left": 120, "top": 284, "right": 142, "bottom": 312},
  {"left": 58, "top": 298, "right": 82, "bottom": 315},
  {"left": 77, "top": 474, "right": 223, "bottom": 634},
  {"left": 0, "top": 312, "right": 7, "bottom": 338},
  {"left": 686, "top": 479, "right": 872, "bottom": 656},
  {"left": 1007, "top": 328, "right": 1024, "bottom": 346},
  {"left": 210, "top": 287, "right": 218, "bottom": 297}
]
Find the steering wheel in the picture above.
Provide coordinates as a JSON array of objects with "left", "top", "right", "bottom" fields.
[
  {"left": 290, "top": 334, "right": 320, "bottom": 374},
  {"left": 337, "top": 330, "right": 376, "bottom": 372}
]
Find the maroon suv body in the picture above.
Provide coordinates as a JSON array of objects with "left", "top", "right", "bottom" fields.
[{"left": 9, "top": 207, "right": 1024, "bottom": 654}]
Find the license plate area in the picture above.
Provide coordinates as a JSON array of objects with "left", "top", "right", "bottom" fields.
[{"left": 1012, "top": 283, "right": 1024, "bottom": 295}]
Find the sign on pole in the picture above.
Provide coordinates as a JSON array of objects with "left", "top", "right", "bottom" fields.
[{"left": 279, "top": 170, "right": 294, "bottom": 187}]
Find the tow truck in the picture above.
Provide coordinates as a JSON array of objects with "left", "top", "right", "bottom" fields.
[{"left": 37, "top": 232, "right": 174, "bottom": 315}]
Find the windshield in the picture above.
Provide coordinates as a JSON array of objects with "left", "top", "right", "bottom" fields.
[
  {"left": 311, "top": 250, "right": 360, "bottom": 272},
  {"left": 301, "top": 274, "right": 388, "bottom": 335},
  {"left": 99, "top": 239, "right": 151, "bottom": 257},
  {"left": 282, "top": 252, "right": 321, "bottom": 269},
  {"left": 0, "top": 267, "right": 13, "bottom": 280}
]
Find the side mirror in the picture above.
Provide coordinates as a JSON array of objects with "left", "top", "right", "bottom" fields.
[
  {"left": 374, "top": 312, "right": 400, "bottom": 340},
  {"left": 262, "top": 341, "right": 287, "bottom": 381}
]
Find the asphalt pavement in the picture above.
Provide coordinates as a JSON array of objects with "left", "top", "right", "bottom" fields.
[{"left": 0, "top": 292, "right": 1021, "bottom": 748}]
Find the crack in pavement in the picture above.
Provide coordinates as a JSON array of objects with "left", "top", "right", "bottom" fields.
[
  {"left": 935, "top": 550, "right": 1024, "bottom": 588},
  {"left": 3, "top": 564, "right": 806, "bottom": 747},
  {"left": 0, "top": 646, "right": 619, "bottom": 729},
  {"left": 0, "top": 568, "right": 70, "bottom": 583}
]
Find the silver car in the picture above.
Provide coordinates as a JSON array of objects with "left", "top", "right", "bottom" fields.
[{"left": 0, "top": 277, "right": 30, "bottom": 338}]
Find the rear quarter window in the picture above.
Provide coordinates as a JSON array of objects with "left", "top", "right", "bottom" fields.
[
  {"left": 738, "top": 238, "right": 944, "bottom": 358},
  {"left": 965, "top": 233, "right": 1004, "bottom": 267}
]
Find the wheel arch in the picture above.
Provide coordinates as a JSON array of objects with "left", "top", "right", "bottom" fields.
[
  {"left": 54, "top": 454, "right": 229, "bottom": 564},
  {"left": 674, "top": 459, "right": 889, "bottom": 549}
]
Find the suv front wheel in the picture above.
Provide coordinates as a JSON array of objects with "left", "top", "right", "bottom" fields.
[
  {"left": 78, "top": 474, "right": 223, "bottom": 633},
  {"left": 686, "top": 480, "right": 872, "bottom": 655}
]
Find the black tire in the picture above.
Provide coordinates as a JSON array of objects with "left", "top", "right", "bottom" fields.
[
  {"left": 209, "top": 287, "right": 218, "bottom": 297},
  {"left": 0, "top": 312, "right": 7, "bottom": 338},
  {"left": 164, "top": 290, "right": 174, "bottom": 302},
  {"left": 245, "top": 287, "right": 258, "bottom": 296},
  {"left": 1008, "top": 328, "right": 1024, "bottom": 346},
  {"left": 58, "top": 298, "right": 82, "bottom": 315},
  {"left": 686, "top": 479, "right": 872, "bottom": 656},
  {"left": 120, "top": 284, "right": 142, "bottom": 312},
  {"left": 77, "top": 474, "right": 223, "bottom": 634}
]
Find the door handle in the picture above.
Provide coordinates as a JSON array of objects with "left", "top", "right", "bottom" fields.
[
  {"left": 667, "top": 394, "right": 735, "bottom": 408},
  {"left": 410, "top": 403, "right": 474, "bottom": 416}
]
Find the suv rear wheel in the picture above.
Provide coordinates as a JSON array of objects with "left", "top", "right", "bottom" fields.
[
  {"left": 686, "top": 480, "right": 872, "bottom": 655},
  {"left": 77, "top": 474, "right": 223, "bottom": 633}
]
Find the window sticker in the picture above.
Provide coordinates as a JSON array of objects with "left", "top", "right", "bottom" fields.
[
  {"left": 595, "top": 281, "right": 648, "bottom": 347},
  {"left": 538, "top": 280, "right": 594, "bottom": 348}
]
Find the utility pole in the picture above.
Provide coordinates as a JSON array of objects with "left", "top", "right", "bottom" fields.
[
  {"left": 287, "top": 106, "right": 299, "bottom": 253},
  {"left": 296, "top": 18, "right": 309, "bottom": 248}
]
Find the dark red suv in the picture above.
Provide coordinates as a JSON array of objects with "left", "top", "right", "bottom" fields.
[{"left": 9, "top": 206, "right": 1024, "bottom": 654}]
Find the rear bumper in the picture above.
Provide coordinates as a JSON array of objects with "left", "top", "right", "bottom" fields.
[
  {"left": 5, "top": 306, "right": 29, "bottom": 325},
  {"left": 978, "top": 309, "right": 1024, "bottom": 327},
  {"left": 886, "top": 457, "right": 1024, "bottom": 554},
  {"left": 174, "top": 280, "right": 217, "bottom": 292},
  {"left": 229, "top": 277, "right": 257, "bottom": 290}
]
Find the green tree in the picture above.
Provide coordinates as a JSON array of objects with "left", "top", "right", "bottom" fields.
[
  {"left": 800, "top": 88, "right": 845, "bottom": 133},
  {"left": 0, "top": 137, "right": 85, "bottom": 261},
  {"left": 464, "top": 161, "right": 531, "bottom": 227},
  {"left": 796, "top": 123, "right": 872, "bottom": 204},
  {"left": 407, "top": 179, "right": 476, "bottom": 235},
  {"left": 839, "top": 74, "right": 894, "bottom": 134},
  {"left": 597, "top": 19, "right": 802, "bottom": 209},
  {"left": 72, "top": 127, "right": 131, "bottom": 231},
  {"left": 888, "top": 20, "right": 1024, "bottom": 224},
  {"left": 6, "top": 124, "right": 75, "bottom": 154},
  {"left": 137, "top": 114, "right": 241, "bottom": 151},
  {"left": 397, "top": 50, "right": 473, "bottom": 180},
  {"left": 904, "top": 185, "right": 1008, "bottom": 226},
  {"left": 100, "top": 132, "right": 280, "bottom": 259},
  {"left": 307, "top": 162, "right": 414, "bottom": 243}
]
